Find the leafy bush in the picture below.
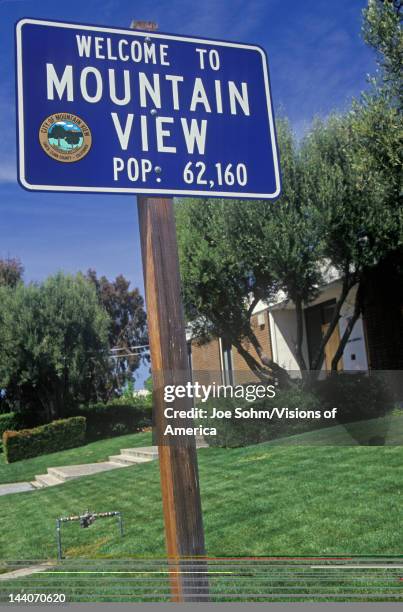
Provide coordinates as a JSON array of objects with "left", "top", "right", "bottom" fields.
[
  {"left": 0, "top": 412, "right": 25, "bottom": 452},
  {"left": 312, "top": 373, "right": 394, "bottom": 423},
  {"left": 311, "top": 373, "right": 395, "bottom": 445},
  {"left": 2, "top": 417, "right": 86, "bottom": 463},
  {"left": 0, "top": 412, "right": 22, "bottom": 438},
  {"left": 203, "top": 386, "right": 324, "bottom": 448},
  {"left": 72, "top": 397, "right": 152, "bottom": 441}
]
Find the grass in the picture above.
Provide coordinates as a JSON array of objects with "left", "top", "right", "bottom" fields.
[
  {"left": 1, "top": 560, "right": 402, "bottom": 602},
  {"left": 0, "top": 441, "right": 401, "bottom": 559},
  {"left": 0, "top": 423, "right": 401, "bottom": 601},
  {"left": 0, "top": 432, "right": 152, "bottom": 485},
  {"left": 267, "top": 414, "right": 403, "bottom": 446},
  {"left": 0, "top": 420, "right": 403, "bottom": 601}
]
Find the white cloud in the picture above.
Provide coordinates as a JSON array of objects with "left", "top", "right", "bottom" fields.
[{"left": 0, "top": 162, "right": 16, "bottom": 183}]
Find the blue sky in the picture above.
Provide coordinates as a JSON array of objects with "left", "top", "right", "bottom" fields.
[{"left": 0, "top": 0, "right": 375, "bottom": 383}]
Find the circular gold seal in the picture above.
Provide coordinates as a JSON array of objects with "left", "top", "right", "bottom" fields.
[{"left": 39, "top": 113, "right": 92, "bottom": 163}]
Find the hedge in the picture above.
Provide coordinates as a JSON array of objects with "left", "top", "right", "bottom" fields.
[
  {"left": 2, "top": 416, "right": 86, "bottom": 463},
  {"left": 203, "top": 387, "right": 324, "bottom": 448},
  {"left": 0, "top": 412, "right": 25, "bottom": 452},
  {"left": 203, "top": 375, "right": 395, "bottom": 448},
  {"left": 312, "top": 373, "right": 394, "bottom": 423},
  {"left": 0, "top": 412, "right": 22, "bottom": 438},
  {"left": 311, "top": 373, "right": 394, "bottom": 445},
  {"left": 72, "top": 400, "right": 152, "bottom": 441}
]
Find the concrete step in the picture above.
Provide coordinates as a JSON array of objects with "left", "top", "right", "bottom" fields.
[
  {"left": 47, "top": 467, "right": 70, "bottom": 481},
  {"left": 195, "top": 436, "right": 209, "bottom": 448},
  {"left": 48, "top": 462, "right": 122, "bottom": 481},
  {"left": 109, "top": 454, "right": 151, "bottom": 466},
  {"left": 120, "top": 447, "right": 158, "bottom": 460},
  {"left": 34, "top": 473, "right": 64, "bottom": 488}
]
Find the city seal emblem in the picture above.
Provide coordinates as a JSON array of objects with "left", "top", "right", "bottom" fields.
[{"left": 39, "top": 113, "right": 92, "bottom": 163}]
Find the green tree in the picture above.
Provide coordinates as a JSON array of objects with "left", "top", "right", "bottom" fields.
[
  {"left": 176, "top": 3, "right": 402, "bottom": 378},
  {"left": 176, "top": 121, "right": 324, "bottom": 379},
  {"left": 86, "top": 270, "right": 148, "bottom": 394},
  {"left": 49, "top": 124, "right": 66, "bottom": 146},
  {"left": 0, "top": 273, "right": 111, "bottom": 422},
  {"left": 64, "top": 130, "right": 82, "bottom": 148},
  {"left": 0, "top": 257, "right": 23, "bottom": 288},
  {"left": 259, "top": 121, "right": 324, "bottom": 373},
  {"left": 302, "top": 99, "right": 402, "bottom": 371},
  {"left": 362, "top": 0, "right": 402, "bottom": 106},
  {"left": 176, "top": 195, "right": 278, "bottom": 380}
]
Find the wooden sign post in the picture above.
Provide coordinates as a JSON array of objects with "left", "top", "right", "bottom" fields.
[{"left": 133, "top": 23, "right": 208, "bottom": 602}]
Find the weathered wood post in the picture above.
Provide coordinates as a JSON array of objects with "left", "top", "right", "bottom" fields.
[{"left": 132, "top": 22, "right": 209, "bottom": 602}]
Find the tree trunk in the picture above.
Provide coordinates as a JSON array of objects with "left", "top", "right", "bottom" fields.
[
  {"left": 232, "top": 340, "right": 272, "bottom": 382},
  {"left": 232, "top": 334, "right": 292, "bottom": 387},
  {"left": 311, "top": 274, "right": 357, "bottom": 374}
]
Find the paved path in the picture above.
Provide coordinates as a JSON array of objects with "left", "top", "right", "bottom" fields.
[
  {"left": 32, "top": 446, "right": 160, "bottom": 489},
  {"left": 0, "top": 563, "right": 52, "bottom": 581},
  {"left": 0, "top": 438, "right": 208, "bottom": 495},
  {"left": 0, "top": 482, "right": 34, "bottom": 496}
]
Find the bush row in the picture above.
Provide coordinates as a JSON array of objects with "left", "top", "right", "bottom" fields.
[
  {"left": 203, "top": 373, "right": 394, "bottom": 447},
  {"left": 0, "top": 412, "right": 22, "bottom": 440},
  {"left": 203, "top": 388, "right": 324, "bottom": 448},
  {"left": 2, "top": 416, "right": 86, "bottom": 463},
  {"left": 71, "top": 398, "right": 152, "bottom": 441}
]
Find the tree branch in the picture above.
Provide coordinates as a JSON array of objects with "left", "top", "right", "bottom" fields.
[
  {"left": 232, "top": 340, "right": 272, "bottom": 382},
  {"left": 311, "top": 272, "right": 358, "bottom": 373},
  {"left": 235, "top": 328, "right": 292, "bottom": 387},
  {"left": 247, "top": 294, "right": 261, "bottom": 319}
]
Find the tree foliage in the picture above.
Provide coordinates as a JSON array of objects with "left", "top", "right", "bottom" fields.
[
  {"left": 176, "top": 195, "right": 274, "bottom": 378},
  {"left": 176, "top": 95, "right": 401, "bottom": 377},
  {"left": 64, "top": 130, "right": 82, "bottom": 147},
  {"left": 302, "top": 97, "right": 402, "bottom": 369},
  {"left": 49, "top": 124, "right": 66, "bottom": 145},
  {"left": 362, "top": 0, "right": 403, "bottom": 106},
  {"left": 176, "top": 120, "right": 325, "bottom": 378},
  {"left": 85, "top": 270, "right": 148, "bottom": 393},
  {"left": 0, "top": 257, "right": 24, "bottom": 288},
  {"left": 0, "top": 273, "right": 111, "bottom": 421}
]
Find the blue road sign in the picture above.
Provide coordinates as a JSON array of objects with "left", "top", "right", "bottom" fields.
[{"left": 16, "top": 18, "right": 281, "bottom": 199}]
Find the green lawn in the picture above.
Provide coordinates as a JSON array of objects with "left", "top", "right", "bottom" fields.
[
  {"left": 0, "top": 442, "right": 401, "bottom": 560},
  {"left": 0, "top": 432, "right": 152, "bottom": 485},
  {"left": 268, "top": 414, "right": 403, "bottom": 446},
  {"left": 1, "top": 560, "right": 401, "bottom": 602},
  {"left": 0, "top": 430, "right": 402, "bottom": 602}
]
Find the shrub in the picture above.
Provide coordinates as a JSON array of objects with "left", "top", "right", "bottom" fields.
[
  {"left": 2, "top": 416, "right": 86, "bottom": 463},
  {"left": 0, "top": 412, "right": 22, "bottom": 438},
  {"left": 312, "top": 372, "right": 394, "bottom": 423},
  {"left": 72, "top": 398, "right": 152, "bottom": 441},
  {"left": 203, "top": 386, "right": 324, "bottom": 448},
  {"left": 202, "top": 375, "right": 396, "bottom": 448},
  {"left": 311, "top": 373, "right": 395, "bottom": 445},
  {"left": 0, "top": 412, "right": 25, "bottom": 452}
]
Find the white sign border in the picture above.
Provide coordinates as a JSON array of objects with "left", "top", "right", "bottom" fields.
[{"left": 16, "top": 18, "right": 281, "bottom": 199}]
